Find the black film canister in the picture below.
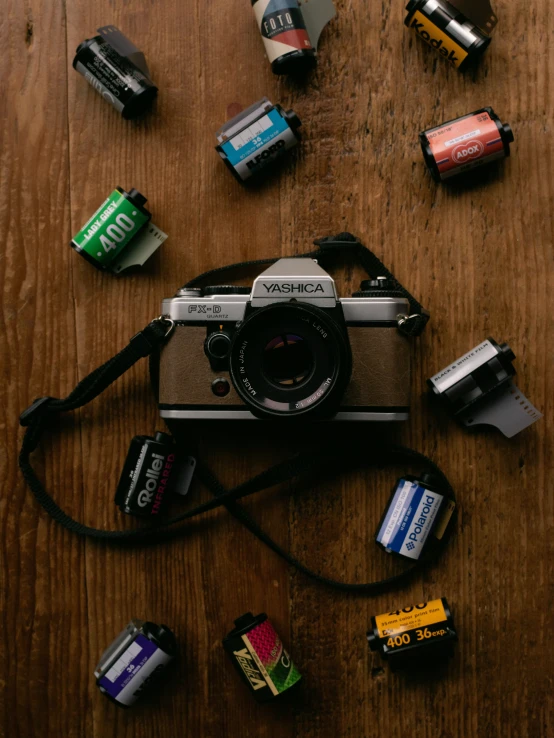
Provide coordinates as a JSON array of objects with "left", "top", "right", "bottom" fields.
[
  {"left": 115, "top": 432, "right": 177, "bottom": 517},
  {"left": 73, "top": 36, "right": 157, "bottom": 119}
]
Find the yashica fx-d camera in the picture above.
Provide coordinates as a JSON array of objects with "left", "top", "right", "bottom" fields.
[{"left": 158, "top": 259, "right": 412, "bottom": 421}]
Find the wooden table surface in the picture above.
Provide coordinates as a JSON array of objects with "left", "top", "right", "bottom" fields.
[{"left": 1, "top": 0, "right": 553, "bottom": 736}]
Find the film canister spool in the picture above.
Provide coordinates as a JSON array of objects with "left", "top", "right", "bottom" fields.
[
  {"left": 215, "top": 98, "right": 301, "bottom": 183},
  {"left": 420, "top": 107, "right": 514, "bottom": 182},
  {"left": 95, "top": 620, "right": 177, "bottom": 707},
  {"left": 404, "top": 0, "right": 495, "bottom": 71},
  {"left": 375, "top": 474, "right": 455, "bottom": 561},
  {"left": 71, "top": 187, "right": 167, "bottom": 273},
  {"left": 73, "top": 27, "right": 158, "bottom": 119},
  {"left": 368, "top": 598, "right": 458, "bottom": 670},
  {"left": 223, "top": 612, "right": 301, "bottom": 702},
  {"left": 115, "top": 432, "right": 178, "bottom": 517}
]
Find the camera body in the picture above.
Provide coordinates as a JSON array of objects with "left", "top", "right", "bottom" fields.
[{"left": 158, "top": 259, "right": 412, "bottom": 421}]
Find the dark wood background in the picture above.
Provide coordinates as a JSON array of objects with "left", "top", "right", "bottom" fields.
[{"left": 1, "top": 0, "right": 552, "bottom": 736}]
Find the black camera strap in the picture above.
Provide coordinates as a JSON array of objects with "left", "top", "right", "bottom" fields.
[{"left": 18, "top": 234, "right": 444, "bottom": 594}]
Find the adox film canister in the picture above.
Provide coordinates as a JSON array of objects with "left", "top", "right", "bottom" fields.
[{"left": 420, "top": 107, "right": 514, "bottom": 182}]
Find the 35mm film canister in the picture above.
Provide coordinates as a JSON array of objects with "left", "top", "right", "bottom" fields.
[
  {"left": 95, "top": 620, "right": 177, "bottom": 707},
  {"left": 71, "top": 187, "right": 153, "bottom": 271},
  {"left": 375, "top": 474, "right": 455, "bottom": 561},
  {"left": 223, "top": 612, "right": 301, "bottom": 702},
  {"left": 73, "top": 32, "right": 157, "bottom": 119},
  {"left": 368, "top": 598, "right": 457, "bottom": 670},
  {"left": 216, "top": 98, "right": 301, "bottom": 183},
  {"left": 251, "top": 0, "right": 316, "bottom": 75},
  {"left": 115, "top": 432, "right": 177, "bottom": 518},
  {"left": 420, "top": 107, "right": 514, "bottom": 182},
  {"left": 404, "top": 0, "right": 492, "bottom": 71},
  {"left": 427, "top": 338, "right": 542, "bottom": 437}
]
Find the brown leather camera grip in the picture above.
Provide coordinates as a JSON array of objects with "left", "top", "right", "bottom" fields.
[
  {"left": 343, "top": 327, "right": 411, "bottom": 408},
  {"left": 158, "top": 325, "right": 410, "bottom": 410}
]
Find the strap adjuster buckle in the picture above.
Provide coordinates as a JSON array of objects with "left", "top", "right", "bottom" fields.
[
  {"left": 313, "top": 232, "right": 361, "bottom": 251},
  {"left": 20, "top": 396, "right": 53, "bottom": 427}
]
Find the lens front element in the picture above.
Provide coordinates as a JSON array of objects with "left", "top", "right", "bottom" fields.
[{"left": 262, "top": 334, "right": 314, "bottom": 388}]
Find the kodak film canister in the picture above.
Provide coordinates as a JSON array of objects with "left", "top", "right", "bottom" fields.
[
  {"left": 73, "top": 35, "right": 157, "bottom": 119},
  {"left": 223, "top": 612, "right": 301, "bottom": 702},
  {"left": 71, "top": 187, "right": 151, "bottom": 270},
  {"left": 375, "top": 474, "right": 455, "bottom": 561},
  {"left": 420, "top": 107, "right": 514, "bottom": 182},
  {"left": 251, "top": 0, "right": 316, "bottom": 75},
  {"left": 404, "top": 0, "right": 491, "bottom": 71},
  {"left": 368, "top": 598, "right": 457, "bottom": 670},
  {"left": 215, "top": 98, "right": 301, "bottom": 183},
  {"left": 95, "top": 620, "right": 177, "bottom": 707}
]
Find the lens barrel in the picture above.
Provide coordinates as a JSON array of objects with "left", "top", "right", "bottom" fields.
[{"left": 228, "top": 302, "right": 352, "bottom": 419}]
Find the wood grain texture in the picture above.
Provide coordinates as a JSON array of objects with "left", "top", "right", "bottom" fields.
[{"left": 1, "top": 0, "right": 552, "bottom": 737}]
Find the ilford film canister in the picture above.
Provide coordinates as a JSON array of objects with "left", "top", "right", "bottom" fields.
[
  {"left": 71, "top": 187, "right": 151, "bottom": 271},
  {"left": 216, "top": 98, "right": 301, "bottom": 183},
  {"left": 73, "top": 29, "right": 157, "bottom": 119},
  {"left": 115, "top": 432, "right": 177, "bottom": 518},
  {"left": 251, "top": 0, "right": 316, "bottom": 75},
  {"left": 420, "top": 107, "right": 514, "bottom": 182},
  {"left": 368, "top": 598, "right": 457, "bottom": 670},
  {"left": 428, "top": 338, "right": 543, "bottom": 437},
  {"left": 404, "top": 0, "right": 492, "bottom": 71},
  {"left": 375, "top": 474, "right": 455, "bottom": 561},
  {"left": 95, "top": 620, "right": 177, "bottom": 707},
  {"left": 223, "top": 612, "right": 301, "bottom": 702}
]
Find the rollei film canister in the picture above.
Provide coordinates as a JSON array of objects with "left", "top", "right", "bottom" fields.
[
  {"left": 404, "top": 0, "right": 498, "bottom": 71},
  {"left": 368, "top": 598, "right": 458, "bottom": 670},
  {"left": 375, "top": 474, "right": 455, "bottom": 561},
  {"left": 251, "top": 0, "right": 336, "bottom": 75},
  {"left": 71, "top": 187, "right": 167, "bottom": 273},
  {"left": 115, "top": 432, "right": 178, "bottom": 518},
  {"left": 73, "top": 26, "right": 158, "bottom": 119},
  {"left": 95, "top": 620, "right": 177, "bottom": 707},
  {"left": 223, "top": 613, "right": 301, "bottom": 702},
  {"left": 215, "top": 98, "right": 301, "bottom": 183},
  {"left": 420, "top": 107, "right": 514, "bottom": 182}
]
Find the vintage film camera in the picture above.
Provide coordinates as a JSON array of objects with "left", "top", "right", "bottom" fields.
[{"left": 157, "top": 258, "right": 414, "bottom": 421}]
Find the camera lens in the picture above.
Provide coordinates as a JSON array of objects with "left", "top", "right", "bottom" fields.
[
  {"left": 229, "top": 302, "right": 352, "bottom": 419},
  {"left": 262, "top": 334, "right": 314, "bottom": 387}
]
